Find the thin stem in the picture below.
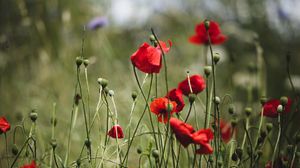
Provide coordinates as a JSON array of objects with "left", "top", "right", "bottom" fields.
[
  {"left": 184, "top": 102, "right": 194, "bottom": 122},
  {"left": 290, "top": 145, "right": 297, "bottom": 168},
  {"left": 272, "top": 114, "right": 281, "bottom": 166}
]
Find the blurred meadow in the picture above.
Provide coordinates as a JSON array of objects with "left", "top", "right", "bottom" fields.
[{"left": 1, "top": 0, "right": 300, "bottom": 167}]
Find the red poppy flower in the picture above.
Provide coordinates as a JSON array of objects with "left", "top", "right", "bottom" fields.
[
  {"left": 189, "top": 20, "right": 227, "bottom": 45},
  {"left": 178, "top": 75, "right": 206, "bottom": 96},
  {"left": 0, "top": 117, "right": 10, "bottom": 133},
  {"left": 262, "top": 98, "right": 292, "bottom": 118},
  {"left": 130, "top": 40, "right": 172, "bottom": 74},
  {"left": 20, "top": 160, "right": 37, "bottom": 168},
  {"left": 170, "top": 118, "right": 195, "bottom": 147},
  {"left": 166, "top": 89, "right": 185, "bottom": 112},
  {"left": 107, "top": 125, "right": 124, "bottom": 139},
  {"left": 150, "top": 97, "right": 177, "bottom": 123},
  {"left": 216, "top": 119, "right": 234, "bottom": 143},
  {"left": 192, "top": 128, "right": 214, "bottom": 154}
]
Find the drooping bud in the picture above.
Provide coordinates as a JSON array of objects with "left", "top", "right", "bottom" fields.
[
  {"left": 29, "top": 110, "right": 38, "bottom": 122},
  {"left": 83, "top": 59, "right": 89, "bottom": 67},
  {"left": 97, "top": 78, "right": 108, "bottom": 88},
  {"left": 213, "top": 53, "right": 220, "bottom": 64},
  {"left": 149, "top": 35, "right": 156, "bottom": 43},
  {"left": 108, "top": 90, "right": 114, "bottom": 97},
  {"left": 188, "top": 94, "right": 196, "bottom": 103},
  {"left": 204, "top": 66, "right": 211, "bottom": 76},
  {"left": 260, "top": 97, "right": 267, "bottom": 105},
  {"left": 76, "top": 57, "right": 83, "bottom": 67},
  {"left": 131, "top": 91, "right": 138, "bottom": 100},
  {"left": 280, "top": 96, "right": 288, "bottom": 106},
  {"left": 228, "top": 104, "right": 235, "bottom": 115},
  {"left": 245, "top": 107, "right": 252, "bottom": 117},
  {"left": 214, "top": 96, "right": 220, "bottom": 105}
]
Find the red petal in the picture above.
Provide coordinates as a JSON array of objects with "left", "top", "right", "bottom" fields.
[
  {"left": 0, "top": 117, "right": 10, "bottom": 133},
  {"left": 107, "top": 125, "right": 124, "bottom": 139},
  {"left": 166, "top": 89, "right": 185, "bottom": 112},
  {"left": 178, "top": 75, "right": 206, "bottom": 96},
  {"left": 170, "top": 118, "right": 195, "bottom": 147}
]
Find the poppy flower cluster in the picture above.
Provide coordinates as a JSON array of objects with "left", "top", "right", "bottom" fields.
[
  {"left": 107, "top": 125, "right": 124, "bottom": 139},
  {"left": 170, "top": 118, "right": 214, "bottom": 154},
  {"left": 262, "top": 98, "right": 292, "bottom": 118},
  {"left": 189, "top": 20, "right": 227, "bottom": 45},
  {"left": 130, "top": 40, "right": 172, "bottom": 74},
  {"left": 0, "top": 117, "right": 10, "bottom": 133},
  {"left": 20, "top": 160, "right": 37, "bottom": 168}
]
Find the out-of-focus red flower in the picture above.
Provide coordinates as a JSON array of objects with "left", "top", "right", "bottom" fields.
[
  {"left": 150, "top": 97, "right": 177, "bottom": 123},
  {"left": 130, "top": 40, "right": 172, "bottom": 74},
  {"left": 265, "top": 157, "right": 290, "bottom": 168},
  {"left": 189, "top": 20, "right": 227, "bottom": 45},
  {"left": 192, "top": 128, "right": 214, "bottom": 154},
  {"left": 20, "top": 160, "right": 37, "bottom": 168},
  {"left": 166, "top": 89, "right": 185, "bottom": 112},
  {"left": 216, "top": 119, "right": 234, "bottom": 143},
  {"left": 263, "top": 98, "right": 292, "bottom": 118},
  {"left": 170, "top": 118, "right": 195, "bottom": 147},
  {"left": 178, "top": 75, "right": 206, "bottom": 96},
  {"left": 0, "top": 117, "right": 10, "bottom": 133},
  {"left": 107, "top": 125, "right": 124, "bottom": 139}
]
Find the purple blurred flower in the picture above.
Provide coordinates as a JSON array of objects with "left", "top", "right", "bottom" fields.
[{"left": 87, "top": 16, "right": 108, "bottom": 30}]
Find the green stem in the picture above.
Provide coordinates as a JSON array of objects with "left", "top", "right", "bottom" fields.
[{"left": 272, "top": 114, "right": 281, "bottom": 166}]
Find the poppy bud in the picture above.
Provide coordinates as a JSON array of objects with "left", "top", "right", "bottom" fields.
[
  {"left": 295, "top": 134, "right": 300, "bottom": 144},
  {"left": 137, "top": 147, "right": 142, "bottom": 154},
  {"left": 85, "top": 139, "right": 91, "bottom": 148},
  {"left": 76, "top": 57, "right": 83, "bottom": 67},
  {"left": 50, "top": 139, "right": 57, "bottom": 149},
  {"left": 245, "top": 107, "right": 252, "bottom": 116},
  {"left": 51, "top": 117, "right": 57, "bottom": 127},
  {"left": 97, "top": 78, "right": 108, "bottom": 88},
  {"left": 131, "top": 91, "right": 138, "bottom": 100},
  {"left": 204, "top": 66, "right": 211, "bottom": 76},
  {"left": 83, "top": 59, "right": 89, "bottom": 67},
  {"left": 277, "top": 105, "right": 283, "bottom": 113},
  {"left": 12, "top": 144, "right": 19, "bottom": 155},
  {"left": 108, "top": 90, "right": 114, "bottom": 97},
  {"left": 280, "top": 96, "right": 288, "bottom": 106},
  {"left": 74, "top": 94, "right": 81, "bottom": 106},
  {"left": 149, "top": 35, "right": 156, "bottom": 43},
  {"left": 228, "top": 104, "right": 235, "bottom": 115},
  {"left": 266, "top": 123, "right": 273, "bottom": 132},
  {"left": 188, "top": 94, "right": 196, "bottom": 103},
  {"left": 287, "top": 145, "right": 293, "bottom": 153},
  {"left": 213, "top": 53, "right": 220, "bottom": 64},
  {"left": 260, "top": 97, "right": 267, "bottom": 105},
  {"left": 29, "top": 111, "right": 38, "bottom": 122},
  {"left": 152, "top": 149, "right": 159, "bottom": 158},
  {"left": 204, "top": 19, "right": 210, "bottom": 30},
  {"left": 214, "top": 96, "right": 220, "bottom": 105},
  {"left": 166, "top": 103, "right": 173, "bottom": 113}
]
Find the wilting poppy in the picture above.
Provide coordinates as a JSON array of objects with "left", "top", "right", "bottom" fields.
[
  {"left": 178, "top": 75, "right": 206, "bottom": 96},
  {"left": 107, "top": 125, "right": 124, "bottom": 139},
  {"left": 166, "top": 89, "right": 185, "bottom": 112},
  {"left": 20, "top": 160, "right": 37, "bottom": 168},
  {"left": 0, "top": 117, "right": 10, "bottom": 133},
  {"left": 189, "top": 20, "right": 227, "bottom": 45},
  {"left": 87, "top": 16, "right": 108, "bottom": 30},
  {"left": 150, "top": 97, "right": 177, "bottom": 123},
  {"left": 192, "top": 128, "right": 214, "bottom": 154},
  {"left": 262, "top": 98, "right": 292, "bottom": 118},
  {"left": 170, "top": 118, "right": 195, "bottom": 147},
  {"left": 130, "top": 40, "right": 172, "bottom": 74}
]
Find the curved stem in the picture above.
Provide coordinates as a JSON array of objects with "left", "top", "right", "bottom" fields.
[{"left": 272, "top": 114, "right": 281, "bottom": 166}]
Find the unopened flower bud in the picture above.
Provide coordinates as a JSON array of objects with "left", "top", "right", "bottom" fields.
[
  {"left": 152, "top": 149, "right": 159, "bottom": 158},
  {"left": 188, "top": 94, "right": 196, "bottom": 103},
  {"left": 76, "top": 57, "right": 83, "bottom": 67},
  {"left": 213, "top": 53, "right": 220, "bottom": 64},
  {"left": 166, "top": 103, "right": 173, "bottom": 113},
  {"left": 266, "top": 123, "right": 273, "bottom": 132},
  {"left": 85, "top": 139, "right": 91, "bottom": 148},
  {"left": 245, "top": 107, "right": 252, "bottom": 116},
  {"left": 131, "top": 91, "right": 138, "bottom": 100},
  {"left": 204, "top": 20, "right": 210, "bottom": 30},
  {"left": 280, "top": 96, "right": 288, "bottom": 106},
  {"left": 260, "top": 97, "right": 267, "bottom": 105},
  {"left": 228, "top": 104, "right": 235, "bottom": 115},
  {"left": 214, "top": 96, "right": 220, "bottom": 105},
  {"left": 204, "top": 66, "right": 211, "bottom": 76},
  {"left": 277, "top": 105, "right": 283, "bottom": 113},
  {"left": 97, "top": 78, "right": 108, "bottom": 88},
  {"left": 108, "top": 90, "right": 114, "bottom": 97},
  {"left": 12, "top": 144, "right": 19, "bottom": 155},
  {"left": 149, "top": 35, "right": 156, "bottom": 43},
  {"left": 83, "top": 59, "right": 89, "bottom": 67},
  {"left": 29, "top": 111, "right": 38, "bottom": 122}
]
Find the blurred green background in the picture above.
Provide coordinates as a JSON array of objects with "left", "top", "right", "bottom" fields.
[{"left": 1, "top": 0, "right": 300, "bottom": 166}]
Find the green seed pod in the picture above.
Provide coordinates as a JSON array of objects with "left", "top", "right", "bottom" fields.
[
  {"left": 260, "top": 97, "right": 267, "bottom": 105},
  {"left": 213, "top": 53, "right": 220, "bottom": 64},
  {"left": 204, "top": 66, "right": 212, "bottom": 76},
  {"left": 280, "top": 96, "right": 288, "bottom": 106},
  {"left": 277, "top": 105, "right": 283, "bottom": 113},
  {"left": 245, "top": 107, "right": 252, "bottom": 116},
  {"left": 29, "top": 111, "right": 38, "bottom": 122},
  {"left": 50, "top": 139, "right": 57, "bottom": 149},
  {"left": 76, "top": 57, "right": 83, "bottom": 67},
  {"left": 214, "top": 96, "right": 221, "bottom": 105},
  {"left": 149, "top": 35, "right": 156, "bottom": 43},
  {"left": 108, "top": 90, "right": 114, "bottom": 97},
  {"left": 188, "top": 94, "right": 196, "bottom": 103},
  {"left": 152, "top": 149, "right": 159, "bottom": 158},
  {"left": 204, "top": 19, "right": 210, "bottom": 30},
  {"left": 131, "top": 91, "right": 138, "bottom": 100},
  {"left": 12, "top": 144, "right": 19, "bottom": 155},
  {"left": 228, "top": 104, "right": 235, "bottom": 115},
  {"left": 83, "top": 59, "right": 89, "bottom": 67},
  {"left": 266, "top": 123, "right": 273, "bottom": 132},
  {"left": 166, "top": 103, "right": 173, "bottom": 113},
  {"left": 97, "top": 78, "right": 108, "bottom": 88}
]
